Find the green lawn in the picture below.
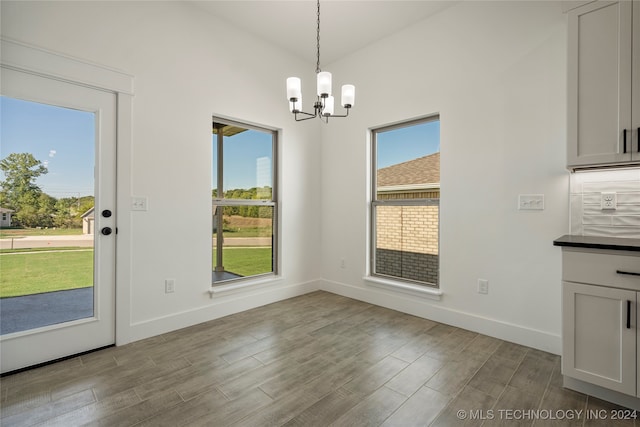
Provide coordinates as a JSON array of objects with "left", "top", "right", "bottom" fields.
[
  {"left": 0, "top": 250, "right": 93, "bottom": 298},
  {"left": 213, "top": 247, "right": 273, "bottom": 277}
]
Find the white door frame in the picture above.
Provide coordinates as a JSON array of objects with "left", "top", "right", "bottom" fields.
[{"left": 1, "top": 37, "right": 135, "bottom": 348}]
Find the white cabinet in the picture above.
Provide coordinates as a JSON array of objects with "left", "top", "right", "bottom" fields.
[
  {"left": 562, "top": 281, "right": 636, "bottom": 395},
  {"left": 567, "top": 0, "right": 640, "bottom": 167},
  {"left": 561, "top": 248, "right": 640, "bottom": 397}
]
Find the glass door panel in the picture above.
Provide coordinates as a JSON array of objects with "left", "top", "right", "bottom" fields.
[{"left": 0, "top": 97, "right": 96, "bottom": 335}]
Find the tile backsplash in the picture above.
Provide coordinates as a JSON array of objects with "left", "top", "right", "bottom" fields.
[{"left": 570, "top": 168, "right": 640, "bottom": 239}]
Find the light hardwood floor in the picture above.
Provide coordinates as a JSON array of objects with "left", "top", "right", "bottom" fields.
[{"left": 0, "top": 291, "right": 636, "bottom": 426}]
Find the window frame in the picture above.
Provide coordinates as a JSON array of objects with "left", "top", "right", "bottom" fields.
[
  {"left": 212, "top": 116, "right": 279, "bottom": 285},
  {"left": 370, "top": 115, "right": 440, "bottom": 288}
]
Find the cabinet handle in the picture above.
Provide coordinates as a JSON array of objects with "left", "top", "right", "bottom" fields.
[
  {"left": 627, "top": 300, "right": 631, "bottom": 329},
  {"left": 617, "top": 270, "right": 640, "bottom": 277},
  {"left": 623, "top": 129, "right": 627, "bottom": 153},
  {"left": 637, "top": 127, "right": 639, "bottom": 153}
]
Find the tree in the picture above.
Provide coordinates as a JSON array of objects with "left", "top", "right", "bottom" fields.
[
  {"left": 0, "top": 153, "right": 48, "bottom": 227},
  {"left": 0, "top": 153, "right": 48, "bottom": 208},
  {"left": 52, "top": 196, "right": 93, "bottom": 229},
  {"left": 54, "top": 198, "right": 75, "bottom": 228}
]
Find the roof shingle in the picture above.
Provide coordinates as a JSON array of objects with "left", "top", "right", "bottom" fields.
[{"left": 377, "top": 152, "right": 440, "bottom": 187}]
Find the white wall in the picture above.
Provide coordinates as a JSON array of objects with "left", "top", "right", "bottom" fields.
[
  {"left": 1, "top": 1, "right": 323, "bottom": 342},
  {"left": 318, "top": 1, "right": 569, "bottom": 353}
]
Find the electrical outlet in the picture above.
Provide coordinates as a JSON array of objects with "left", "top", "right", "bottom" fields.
[
  {"left": 601, "top": 192, "right": 617, "bottom": 210},
  {"left": 478, "top": 279, "right": 489, "bottom": 294},
  {"left": 165, "top": 279, "right": 175, "bottom": 293}
]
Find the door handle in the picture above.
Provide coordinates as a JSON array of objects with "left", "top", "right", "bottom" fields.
[
  {"left": 617, "top": 270, "right": 640, "bottom": 277},
  {"left": 101, "top": 227, "right": 112, "bottom": 236}
]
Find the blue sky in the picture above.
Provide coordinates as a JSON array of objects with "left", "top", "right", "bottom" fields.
[
  {"left": 1, "top": 96, "right": 95, "bottom": 198},
  {"left": 376, "top": 119, "right": 440, "bottom": 169}
]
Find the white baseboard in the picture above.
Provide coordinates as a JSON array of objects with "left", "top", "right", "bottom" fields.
[
  {"left": 127, "top": 280, "right": 320, "bottom": 343},
  {"left": 319, "top": 278, "right": 561, "bottom": 355}
]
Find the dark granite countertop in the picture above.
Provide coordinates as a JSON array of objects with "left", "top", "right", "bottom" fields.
[{"left": 554, "top": 235, "right": 640, "bottom": 252}]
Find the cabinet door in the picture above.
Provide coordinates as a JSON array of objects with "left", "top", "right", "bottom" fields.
[
  {"left": 562, "top": 282, "right": 636, "bottom": 396},
  {"left": 567, "top": 1, "right": 633, "bottom": 167}
]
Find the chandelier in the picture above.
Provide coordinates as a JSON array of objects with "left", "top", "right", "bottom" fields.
[{"left": 286, "top": 0, "right": 355, "bottom": 122}]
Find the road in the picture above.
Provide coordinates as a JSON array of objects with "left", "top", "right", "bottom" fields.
[{"left": 0, "top": 235, "right": 94, "bottom": 250}]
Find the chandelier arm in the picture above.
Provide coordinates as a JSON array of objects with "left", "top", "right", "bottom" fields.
[
  {"left": 326, "top": 108, "right": 350, "bottom": 118},
  {"left": 294, "top": 110, "right": 317, "bottom": 118},
  {"left": 295, "top": 112, "right": 318, "bottom": 122}
]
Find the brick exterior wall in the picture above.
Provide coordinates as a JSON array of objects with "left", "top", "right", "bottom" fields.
[
  {"left": 375, "top": 151, "right": 440, "bottom": 286},
  {"left": 375, "top": 204, "right": 439, "bottom": 285}
]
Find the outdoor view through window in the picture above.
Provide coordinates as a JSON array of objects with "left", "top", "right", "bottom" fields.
[
  {"left": 212, "top": 118, "right": 277, "bottom": 284},
  {"left": 372, "top": 116, "right": 440, "bottom": 286}
]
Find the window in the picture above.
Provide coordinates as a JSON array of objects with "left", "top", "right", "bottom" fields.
[
  {"left": 212, "top": 118, "right": 278, "bottom": 284},
  {"left": 371, "top": 116, "right": 440, "bottom": 287}
]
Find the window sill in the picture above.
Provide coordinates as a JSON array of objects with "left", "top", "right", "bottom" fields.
[
  {"left": 363, "top": 276, "right": 443, "bottom": 301},
  {"left": 208, "top": 275, "right": 281, "bottom": 297}
]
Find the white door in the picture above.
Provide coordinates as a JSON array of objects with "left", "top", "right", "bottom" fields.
[{"left": 0, "top": 68, "right": 116, "bottom": 373}]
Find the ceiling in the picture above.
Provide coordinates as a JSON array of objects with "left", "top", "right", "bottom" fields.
[{"left": 188, "top": 1, "right": 456, "bottom": 65}]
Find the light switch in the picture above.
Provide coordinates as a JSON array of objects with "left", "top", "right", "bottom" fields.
[
  {"left": 132, "top": 196, "right": 148, "bottom": 211},
  {"left": 518, "top": 194, "right": 544, "bottom": 211}
]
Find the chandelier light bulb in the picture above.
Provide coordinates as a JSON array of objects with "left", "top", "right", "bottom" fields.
[
  {"left": 341, "top": 84, "right": 355, "bottom": 108},
  {"left": 286, "top": 77, "right": 302, "bottom": 101},
  {"left": 317, "top": 71, "right": 332, "bottom": 97},
  {"left": 323, "top": 96, "right": 335, "bottom": 116}
]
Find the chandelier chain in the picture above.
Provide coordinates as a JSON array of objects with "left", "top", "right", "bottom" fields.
[{"left": 316, "top": 0, "right": 321, "bottom": 74}]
